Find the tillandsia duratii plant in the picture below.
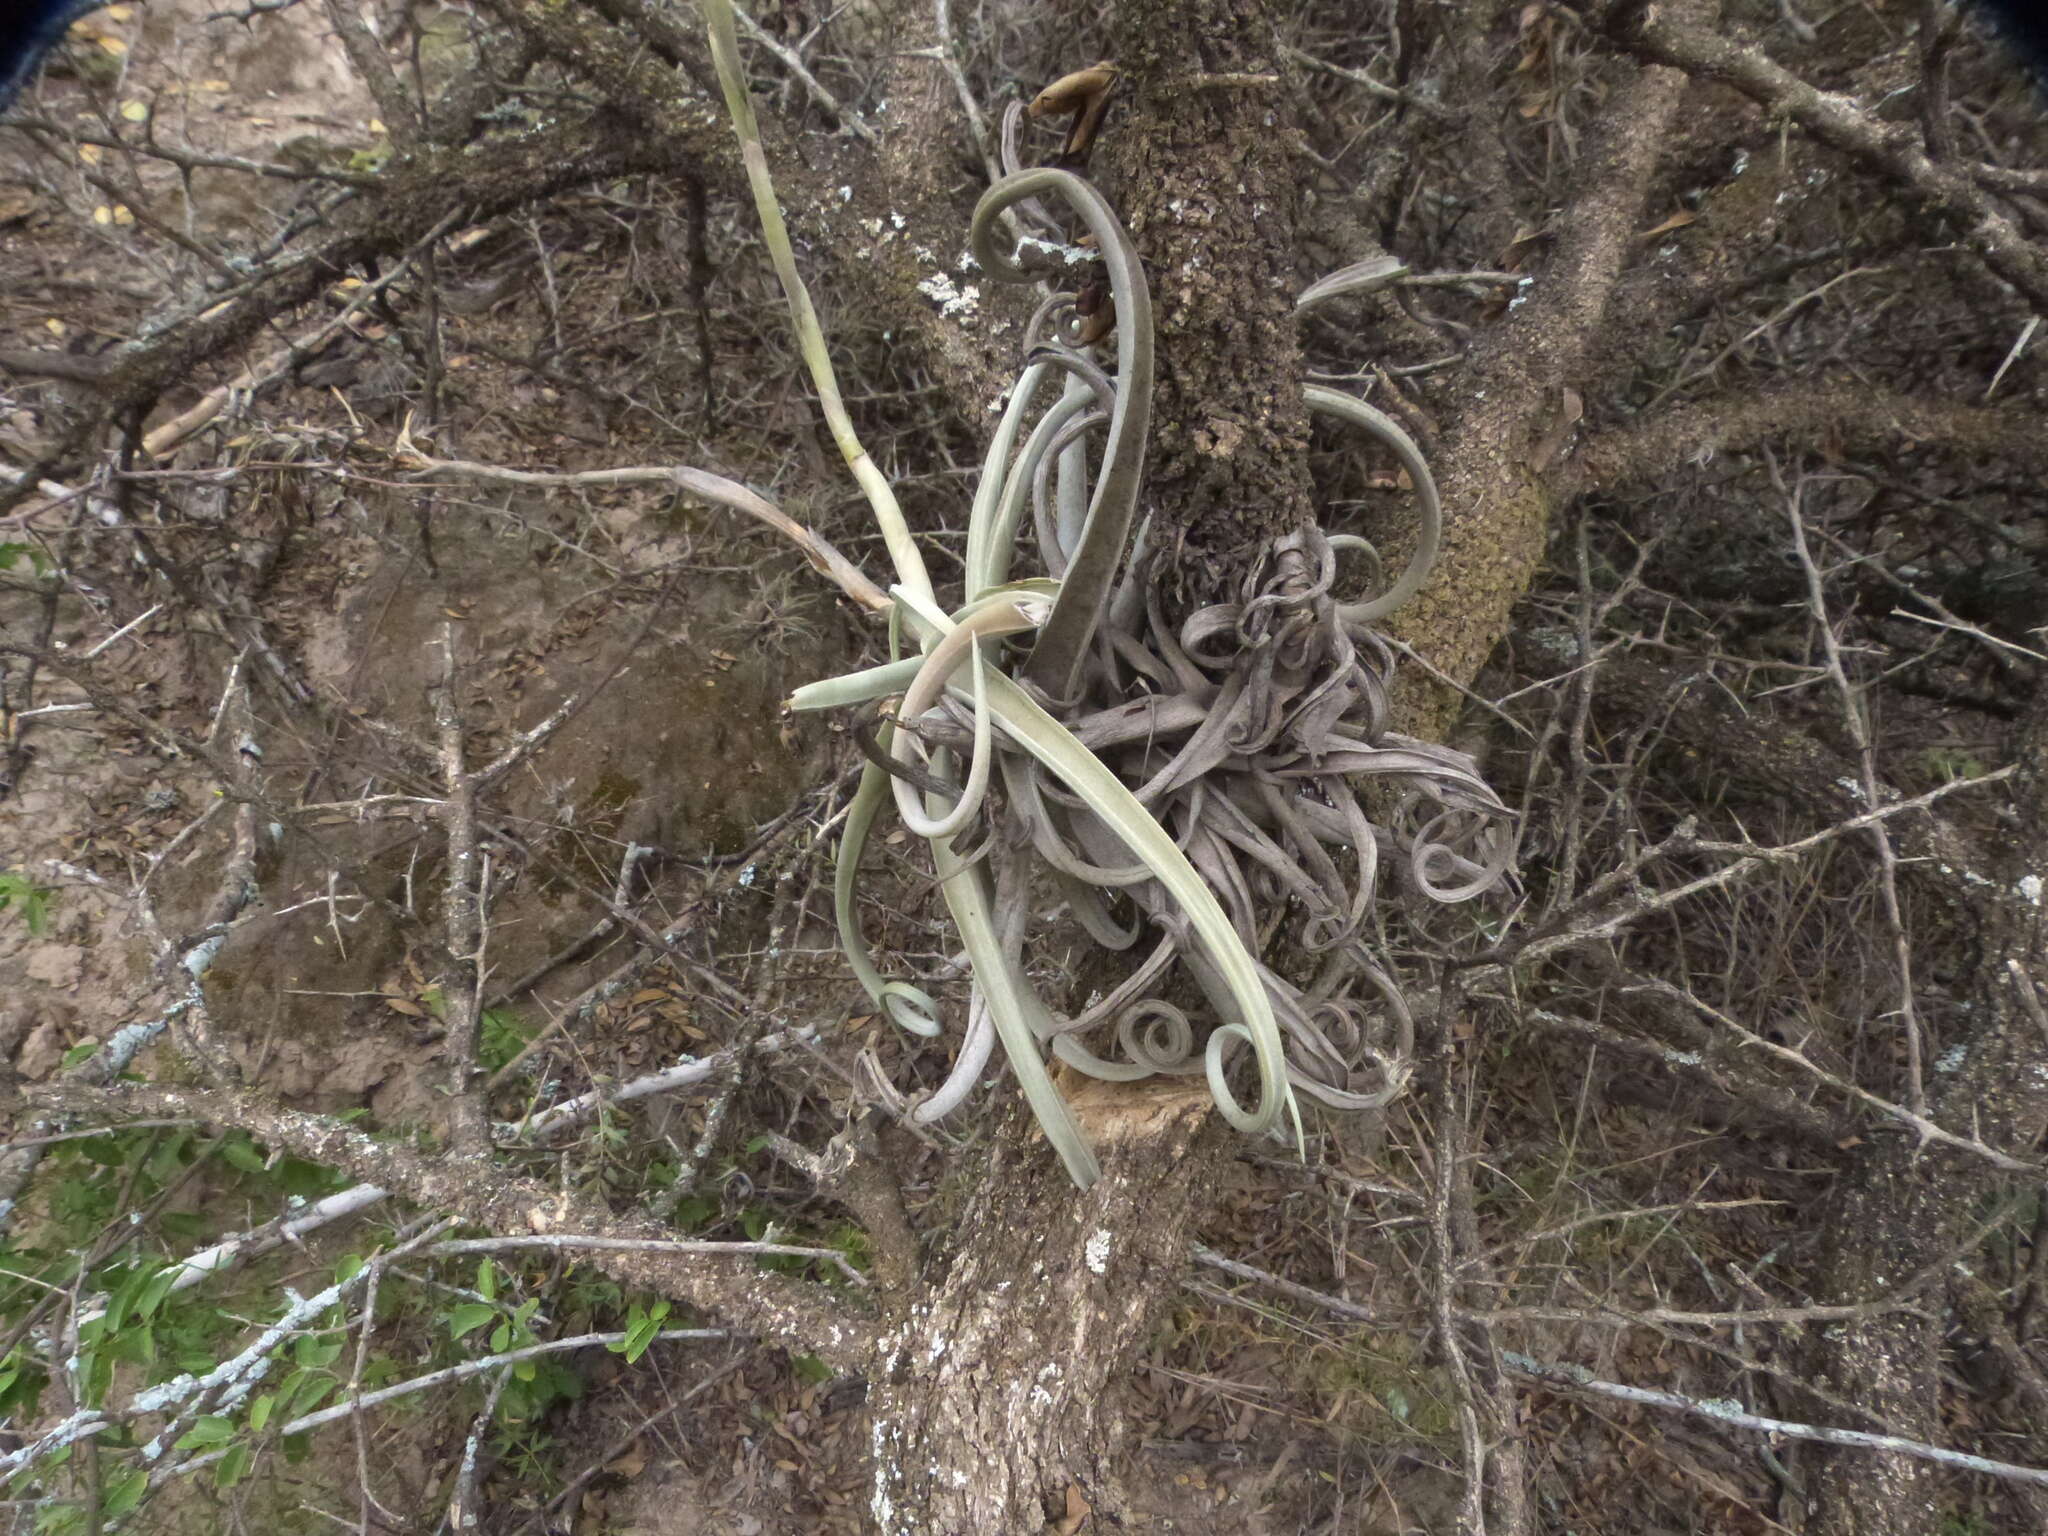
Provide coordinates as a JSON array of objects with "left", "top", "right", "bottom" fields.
[{"left": 700, "top": 2, "right": 1515, "bottom": 1189}]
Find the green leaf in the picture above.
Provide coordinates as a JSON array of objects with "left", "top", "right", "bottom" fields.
[
  {"left": 102, "top": 1469, "right": 147, "bottom": 1516},
  {"left": 288, "top": 1372, "right": 334, "bottom": 1418},
  {"left": 59, "top": 1041, "right": 99, "bottom": 1070},
  {"left": 476, "top": 1258, "right": 496, "bottom": 1302},
  {"left": 447, "top": 1304, "right": 497, "bottom": 1341},
  {"left": 479, "top": 1007, "right": 536, "bottom": 1072},
  {"left": 159, "top": 1211, "right": 204, "bottom": 1242},
  {"left": 669, "top": 1194, "right": 716, "bottom": 1230},
  {"left": 83, "top": 1350, "right": 114, "bottom": 1406},
  {"left": 175, "top": 1415, "right": 236, "bottom": 1450},
  {"left": 0, "top": 543, "right": 48, "bottom": 577},
  {"left": 293, "top": 1332, "right": 343, "bottom": 1369},
  {"left": 277, "top": 1155, "right": 343, "bottom": 1199},
  {"left": 215, "top": 1443, "right": 252, "bottom": 1488},
  {"left": 220, "top": 1136, "right": 268, "bottom": 1175},
  {"left": 249, "top": 1392, "right": 275, "bottom": 1433},
  {"left": 0, "top": 872, "right": 53, "bottom": 938},
  {"left": 791, "top": 1353, "right": 832, "bottom": 1386}
]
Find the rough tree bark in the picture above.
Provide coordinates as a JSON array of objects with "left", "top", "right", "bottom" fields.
[
  {"left": 869, "top": 1088, "right": 1226, "bottom": 1532},
  {"left": 1392, "top": 13, "right": 1695, "bottom": 736},
  {"left": 1104, "top": 0, "right": 1316, "bottom": 598},
  {"left": 860, "top": 4, "right": 1324, "bottom": 1526}
]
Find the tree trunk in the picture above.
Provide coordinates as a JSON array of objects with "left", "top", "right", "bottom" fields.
[
  {"left": 861, "top": 9, "right": 1323, "bottom": 1526},
  {"left": 1104, "top": 0, "right": 1315, "bottom": 601},
  {"left": 869, "top": 1087, "right": 1225, "bottom": 1532}
]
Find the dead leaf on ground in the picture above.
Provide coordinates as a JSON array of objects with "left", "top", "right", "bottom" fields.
[
  {"left": 605, "top": 1440, "right": 646, "bottom": 1478},
  {"left": 1640, "top": 208, "right": 1698, "bottom": 239}
]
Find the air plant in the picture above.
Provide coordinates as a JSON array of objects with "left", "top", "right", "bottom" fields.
[{"left": 699, "top": 0, "right": 1513, "bottom": 1188}]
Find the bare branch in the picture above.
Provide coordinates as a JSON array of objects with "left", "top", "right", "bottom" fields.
[{"left": 1616, "top": 9, "right": 2048, "bottom": 312}]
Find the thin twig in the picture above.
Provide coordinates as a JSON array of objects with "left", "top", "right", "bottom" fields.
[
  {"left": 1501, "top": 1352, "right": 2048, "bottom": 1490},
  {"left": 392, "top": 448, "right": 888, "bottom": 612},
  {"left": 1774, "top": 453, "right": 1926, "bottom": 1116}
]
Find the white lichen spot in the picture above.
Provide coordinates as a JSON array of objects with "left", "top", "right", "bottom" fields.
[
  {"left": 927, "top": 1332, "right": 948, "bottom": 1361},
  {"left": 839, "top": 185, "right": 853, "bottom": 202},
  {"left": 1936, "top": 1043, "right": 1969, "bottom": 1074},
  {"left": 1085, "top": 1227, "right": 1112, "bottom": 1275},
  {"left": 890, "top": 211, "right": 907, "bottom": 230},
  {"left": 1835, "top": 776, "right": 1864, "bottom": 801},
  {"left": 917, "top": 272, "right": 980, "bottom": 321},
  {"left": 1014, "top": 234, "right": 1095, "bottom": 271},
  {"left": 871, "top": 1422, "right": 896, "bottom": 1528},
  {"left": 2018, "top": 873, "right": 2044, "bottom": 906}
]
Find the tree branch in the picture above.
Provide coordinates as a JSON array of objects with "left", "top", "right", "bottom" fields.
[
  {"left": 11, "top": 1078, "right": 877, "bottom": 1369},
  {"left": 1564, "top": 383, "right": 2048, "bottom": 494},
  {"left": 1615, "top": 8, "right": 2048, "bottom": 313}
]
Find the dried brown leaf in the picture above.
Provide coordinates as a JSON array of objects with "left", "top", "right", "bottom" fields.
[{"left": 1027, "top": 64, "right": 1117, "bottom": 121}]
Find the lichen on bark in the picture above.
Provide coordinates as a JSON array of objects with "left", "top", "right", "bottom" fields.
[{"left": 1102, "top": 0, "right": 1315, "bottom": 605}]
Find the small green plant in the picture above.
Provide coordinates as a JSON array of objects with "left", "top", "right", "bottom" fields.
[
  {"left": 479, "top": 1006, "right": 537, "bottom": 1073},
  {"left": 1920, "top": 746, "right": 1989, "bottom": 784},
  {"left": 0, "top": 869, "right": 54, "bottom": 935},
  {"left": 606, "top": 1298, "right": 671, "bottom": 1365},
  {"left": 0, "top": 541, "right": 51, "bottom": 577}
]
